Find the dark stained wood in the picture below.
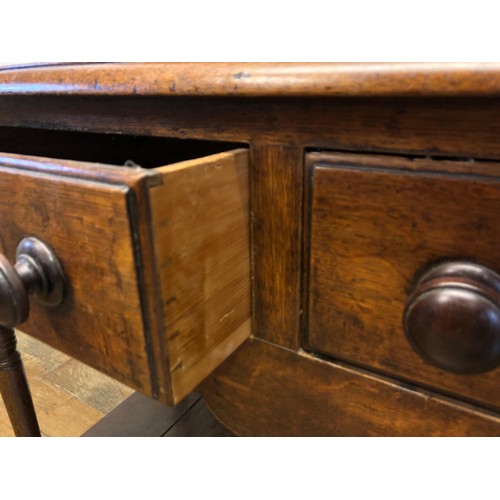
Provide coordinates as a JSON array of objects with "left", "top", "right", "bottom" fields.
[
  {"left": 305, "top": 152, "right": 500, "bottom": 412},
  {"left": 0, "top": 326, "right": 40, "bottom": 436},
  {"left": 404, "top": 261, "right": 500, "bottom": 374},
  {"left": 2, "top": 63, "right": 500, "bottom": 97},
  {"left": 3, "top": 64, "right": 500, "bottom": 436},
  {"left": 5, "top": 96, "right": 500, "bottom": 162},
  {"left": 0, "top": 153, "right": 155, "bottom": 394},
  {"left": 82, "top": 391, "right": 233, "bottom": 437},
  {"left": 163, "top": 398, "right": 235, "bottom": 437},
  {"left": 250, "top": 144, "right": 303, "bottom": 348},
  {"left": 200, "top": 338, "right": 500, "bottom": 436},
  {"left": 82, "top": 392, "right": 201, "bottom": 437},
  {"left": 0, "top": 149, "right": 251, "bottom": 405}
]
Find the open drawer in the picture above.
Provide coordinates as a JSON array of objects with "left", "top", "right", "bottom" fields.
[{"left": 0, "top": 130, "right": 250, "bottom": 405}]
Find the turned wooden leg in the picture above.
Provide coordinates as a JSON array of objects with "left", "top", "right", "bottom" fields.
[
  {"left": 0, "top": 237, "right": 66, "bottom": 437},
  {"left": 0, "top": 327, "right": 40, "bottom": 437}
]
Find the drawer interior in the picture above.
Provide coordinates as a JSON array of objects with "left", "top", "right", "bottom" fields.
[
  {"left": 0, "top": 128, "right": 251, "bottom": 405},
  {"left": 0, "top": 125, "right": 246, "bottom": 168}
]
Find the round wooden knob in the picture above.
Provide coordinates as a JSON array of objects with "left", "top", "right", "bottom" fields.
[
  {"left": 0, "top": 237, "right": 65, "bottom": 328},
  {"left": 404, "top": 261, "right": 500, "bottom": 374}
]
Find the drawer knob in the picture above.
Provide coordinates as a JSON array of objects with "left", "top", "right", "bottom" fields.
[
  {"left": 404, "top": 261, "right": 500, "bottom": 374},
  {"left": 0, "top": 237, "right": 65, "bottom": 328}
]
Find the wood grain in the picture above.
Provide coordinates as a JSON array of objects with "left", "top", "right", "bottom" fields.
[
  {"left": 5, "top": 96, "right": 500, "bottom": 163},
  {"left": 250, "top": 144, "right": 303, "bottom": 348},
  {"left": 0, "top": 331, "right": 133, "bottom": 437},
  {"left": 8, "top": 375, "right": 103, "bottom": 437},
  {"left": 0, "top": 149, "right": 250, "bottom": 406},
  {"left": 0, "top": 154, "right": 154, "bottom": 394},
  {"left": 2, "top": 64, "right": 499, "bottom": 436},
  {"left": 200, "top": 338, "right": 500, "bottom": 436},
  {"left": 43, "top": 358, "right": 133, "bottom": 413},
  {"left": 2, "top": 63, "right": 500, "bottom": 97},
  {"left": 16, "top": 328, "right": 70, "bottom": 375},
  {"left": 149, "top": 150, "right": 251, "bottom": 403},
  {"left": 305, "top": 152, "right": 500, "bottom": 411}
]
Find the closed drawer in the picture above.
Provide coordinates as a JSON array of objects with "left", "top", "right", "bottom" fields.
[
  {"left": 305, "top": 151, "right": 500, "bottom": 411},
  {"left": 0, "top": 143, "right": 250, "bottom": 405}
]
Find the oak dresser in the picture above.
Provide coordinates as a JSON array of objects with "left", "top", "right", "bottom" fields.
[{"left": 0, "top": 63, "right": 499, "bottom": 436}]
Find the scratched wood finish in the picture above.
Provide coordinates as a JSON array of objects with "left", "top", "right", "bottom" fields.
[
  {"left": 2, "top": 63, "right": 500, "bottom": 97},
  {"left": 149, "top": 150, "right": 251, "bottom": 403},
  {"left": 4, "top": 97, "right": 500, "bottom": 162},
  {"left": 2, "top": 130, "right": 300, "bottom": 350},
  {"left": 305, "top": 152, "right": 500, "bottom": 412},
  {"left": 0, "top": 148, "right": 251, "bottom": 405},
  {"left": 250, "top": 145, "right": 303, "bottom": 348},
  {"left": 0, "top": 153, "right": 154, "bottom": 394},
  {"left": 2, "top": 64, "right": 500, "bottom": 435},
  {"left": 200, "top": 338, "right": 500, "bottom": 436}
]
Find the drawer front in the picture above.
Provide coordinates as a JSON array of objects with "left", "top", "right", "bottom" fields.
[
  {"left": 0, "top": 149, "right": 250, "bottom": 405},
  {"left": 305, "top": 152, "right": 500, "bottom": 411}
]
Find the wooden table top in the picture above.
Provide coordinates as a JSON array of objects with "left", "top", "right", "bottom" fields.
[{"left": 1, "top": 62, "right": 500, "bottom": 97}]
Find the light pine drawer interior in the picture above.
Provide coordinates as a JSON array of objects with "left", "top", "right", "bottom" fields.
[{"left": 0, "top": 128, "right": 250, "bottom": 404}]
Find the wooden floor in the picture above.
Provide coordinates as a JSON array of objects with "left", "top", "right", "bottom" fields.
[
  {"left": 0, "top": 330, "right": 133, "bottom": 436},
  {"left": 0, "top": 331, "right": 234, "bottom": 437}
]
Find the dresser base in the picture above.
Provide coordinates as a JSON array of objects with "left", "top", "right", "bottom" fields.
[{"left": 200, "top": 338, "right": 500, "bottom": 436}]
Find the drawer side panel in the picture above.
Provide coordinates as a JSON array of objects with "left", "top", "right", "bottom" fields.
[{"left": 149, "top": 149, "right": 251, "bottom": 403}]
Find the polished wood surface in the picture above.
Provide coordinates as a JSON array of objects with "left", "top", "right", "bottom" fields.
[
  {"left": 6, "top": 98, "right": 500, "bottom": 163},
  {"left": 0, "top": 237, "right": 65, "bottom": 328},
  {"left": 200, "top": 338, "right": 500, "bottom": 436},
  {"left": 0, "top": 152, "right": 153, "bottom": 393},
  {"left": 1, "top": 63, "right": 500, "bottom": 435},
  {"left": 2, "top": 63, "right": 500, "bottom": 97},
  {"left": 250, "top": 144, "right": 303, "bottom": 348},
  {"left": 0, "top": 327, "right": 40, "bottom": 436},
  {"left": 305, "top": 152, "right": 500, "bottom": 411},
  {"left": 0, "top": 148, "right": 250, "bottom": 405},
  {"left": 404, "top": 261, "right": 500, "bottom": 374}
]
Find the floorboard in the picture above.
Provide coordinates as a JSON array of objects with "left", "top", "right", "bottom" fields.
[
  {"left": 1, "top": 331, "right": 234, "bottom": 437},
  {"left": 0, "top": 331, "right": 134, "bottom": 437}
]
